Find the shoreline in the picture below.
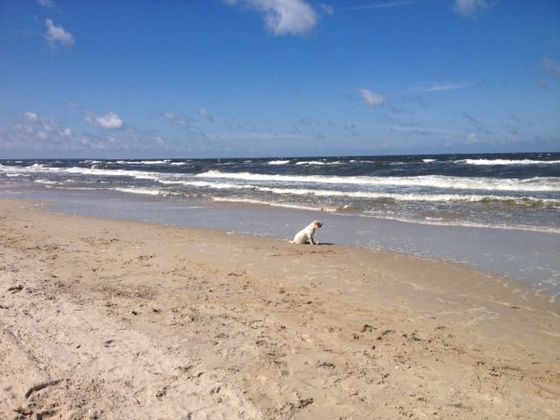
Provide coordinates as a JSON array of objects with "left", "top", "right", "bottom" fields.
[
  {"left": 1, "top": 199, "right": 559, "bottom": 418},
  {"left": 36, "top": 196, "right": 560, "bottom": 303},
  {"left": 3, "top": 188, "right": 559, "bottom": 298}
]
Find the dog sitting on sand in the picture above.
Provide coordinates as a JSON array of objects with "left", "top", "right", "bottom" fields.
[{"left": 290, "top": 220, "right": 323, "bottom": 245}]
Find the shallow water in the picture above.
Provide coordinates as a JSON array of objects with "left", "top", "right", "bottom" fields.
[{"left": 3, "top": 187, "right": 559, "bottom": 300}]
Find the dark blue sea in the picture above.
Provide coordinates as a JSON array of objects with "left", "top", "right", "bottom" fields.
[{"left": 1, "top": 152, "right": 559, "bottom": 233}]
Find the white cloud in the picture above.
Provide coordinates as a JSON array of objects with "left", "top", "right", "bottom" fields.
[
  {"left": 85, "top": 111, "right": 125, "bottom": 130},
  {"left": 227, "top": 0, "right": 318, "bottom": 36},
  {"left": 454, "top": 0, "right": 487, "bottom": 17},
  {"left": 45, "top": 19, "right": 74, "bottom": 47},
  {"left": 24, "top": 112, "right": 40, "bottom": 122},
  {"left": 359, "top": 89, "right": 386, "bottom": 108},
  {"left": 543, "top": 58, "right": 560, "bottom": 81},
  {"left": 198, "top": 108, "right": 214, "bottom": 121}
]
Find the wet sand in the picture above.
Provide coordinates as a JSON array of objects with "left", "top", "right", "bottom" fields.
[{"left": 1, "top": 199, "right": 559, "bottom": 419}]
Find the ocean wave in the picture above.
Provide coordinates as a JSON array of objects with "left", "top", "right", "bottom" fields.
[
  {"left": 156, "top": 177, "right": 559, "bottom": 207},
  {"left": 0, "top": 163, "right": 162, "bottom": 180},
  {"left": 422, "top": 159, "right": 436, "bottom": 163},
  {"left": 457, "top": 159, "right": 560, "bottom": 166},
  {"left": 252, "top": 187, "right": 559, "bottom": 207},
  {"left": 3, "top": 164, "right": 559, "bottom": 194},
  {"left": 34, "top": 179, "right": 59, "bottom": 185},
  {"left": 363, "top": 213, "right": 560, "bottom": 235},
  {"left": 211, "top": 197, "right": 331, "bottom": 212},
  {"left": 211, "top": 197, "right": 560, "bottom": 234},
  {"left": 267, "top": 160, "right": 290, "bottom": 165},
  {"left": 3, "top": 164, "right": 559, "bottom": 192},
  {"left": 295, "top": 160, "right": 342, "bottom": 166},
  {"left": 157, "top": 179, "right": 251, "bottom": 190},
  {"left": 196, "top": 170, "right": 560, "bottom": 192},
  {"left": 114, "top": 187, "right": 165, "bottom": 196}
]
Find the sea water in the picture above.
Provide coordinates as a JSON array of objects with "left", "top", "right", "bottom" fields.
[{"left": 1, "top": 152, "right": 559, "bottom": 298}]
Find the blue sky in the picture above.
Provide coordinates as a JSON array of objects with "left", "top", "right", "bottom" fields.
[{"left": 1, "top": 0, "right": 559, "bottom": 158}]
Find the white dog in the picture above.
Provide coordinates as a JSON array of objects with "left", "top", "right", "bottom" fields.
[{"left": 290, "top": 220, "right": 323, "bottom": 245}]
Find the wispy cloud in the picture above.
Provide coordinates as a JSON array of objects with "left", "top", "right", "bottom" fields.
[
  {"left": 162, "top": 108, "right": 215, "bottom": 130},
  {"left": 44, "top": 19, "right": 74, "bottom": 48},
  {"left": 537, "top": 79, "right": 550, "bottom": 91},
  {"left": 37, "top": 0, "right": 54, "bottom": 8},
  {"left": 335, "top": 0, "right": 426, "bottom": 12},
  {"left": 359, "top": 89, "right": 386, "bottom": 108},
  {"left": 416, "top": 82, "right": 470, "bottom": 93},
  {"left": 85, "top": 111, "right": 125, "bottom": 130},
  {"left": 161, "top": 112, "right": 191, "bottom": 128},
  {"left": 226, "top": 0, "right": 318, "bottom": 36},
  {"left": 198, "top": 108, "right": 214, "bottom": 122},
  {"left": 389, "top": 124, "right": 466, "bottom": 138},
  {"left": 461, "top": 112, "right": 493, "bottom": 135},
  {"left": 466, "top": 133, "right": 479, "bottom": 144},
  {"left": 0, "top": 111, "right": 84, "bottom": 153},
  {"left": 22, "top": 111, "right": 73, "bottom": 140},
  {"left": 1, "top": 111, "right": 176, "bottom": 156},
  {"left": 454, "top": 0, "right": 487, "bottom": 17},
  {"left": 543, "top": 58, "right": 560, "bottom": 81}
]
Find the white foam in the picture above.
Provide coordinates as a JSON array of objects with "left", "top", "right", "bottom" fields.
[
  {"left": 196, "top": 170, "right": 560, "bottom": 192},
  {"left": 211, "top": 197, "right": 331, "bottom": 212},
  {"left": 251, "top": 186, "right": 559, "bottom": 206},
  {"left": 34, "top": 179, "right": 58, "bottom": 185},
  {"left": 213, "top": 197, "right": 560, "bottom": 234},
  {"left": 363, "top": 213, "right": 560, "bottom": 235},
  {"left": 0, "top": 164, "right": 163, "bottom": 181},
  {"left": 116, "top": 160, "right": 171, "bottom": 165},
  {"left": 267, "top": 160, "right": 290, "bottom": 165},
  {"left": 157, "top": 176, "right": 559, "bottom": 206},
  {"left": 295, "top": 160, "right": 342, "bottom": 165},
  {"left": 3, "top": 164, "right": 557, "bottom": 193},
  {"left": 114, "top": 187, "right": 164, "bottom": 196},
  {"left": 458, "top": 159, "right": 560, "bottom": 166},
  {"left": 157, "top": 179, "right": 250, "bottom": 190},
  {"left": 423, "top": 159, "right": 436, "bottom": 163}
]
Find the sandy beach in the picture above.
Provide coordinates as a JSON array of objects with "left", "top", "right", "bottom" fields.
[{"left": 1, "top": 199, "right": 559, "bottom": 419}]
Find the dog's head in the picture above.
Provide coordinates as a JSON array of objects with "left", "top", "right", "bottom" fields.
[{"left": 312, "top": 220, "right": 323, "bottom": 229}]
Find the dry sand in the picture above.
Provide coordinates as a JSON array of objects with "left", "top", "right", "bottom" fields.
[{"left": 0, "top": 199, "right": 559, "bottom": 419}]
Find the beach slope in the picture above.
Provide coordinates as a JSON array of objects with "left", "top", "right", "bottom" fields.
[{"left": 1, "top": 200, "right": 559, "bottom": 419}]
